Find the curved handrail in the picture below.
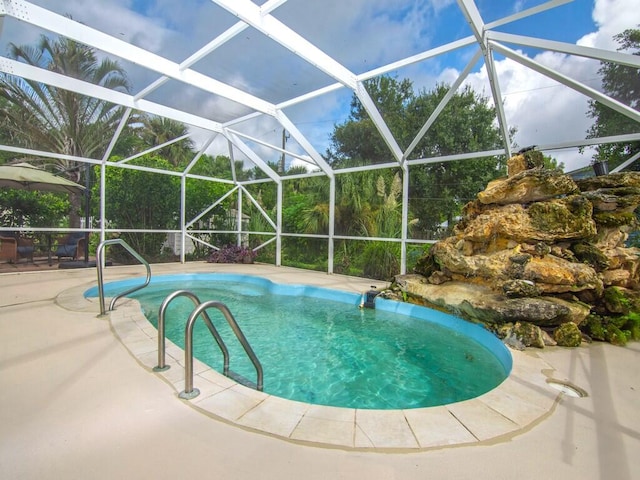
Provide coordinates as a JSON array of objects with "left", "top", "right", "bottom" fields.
[
  {"left": 181, "top": 300, "right": 263, "bottom": 399},
  {"left": 155, "top": 290, "right": 229, "bottom": 374},
  {"left": 96, "top": 238, "right": 151, "bottom": 315}
]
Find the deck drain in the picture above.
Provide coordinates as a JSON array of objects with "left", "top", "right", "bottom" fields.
[{"left": 546, "top": 379, "right": 588, "bottom": 398}]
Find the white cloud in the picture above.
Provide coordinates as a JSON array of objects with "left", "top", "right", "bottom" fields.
[
  {"left": 457, "top": 0, "right": 640, "bottom": 171},
  {"left": 5, "top": 0, "right": 638, "bottom": 173},
  {"left": 580, "top": 0, "right": 640, "bottom": 49}
]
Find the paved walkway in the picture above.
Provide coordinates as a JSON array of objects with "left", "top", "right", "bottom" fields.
[{"left": 1, "top": 262, "right": 638, "bottom": 479}]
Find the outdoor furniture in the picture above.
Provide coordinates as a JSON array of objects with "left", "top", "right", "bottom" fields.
[
  {"left": 0, "top": 234, "right": 35, "bottom": 263},
  {"left": 55, "top": 232, "right": 86, "bottom": 261}
]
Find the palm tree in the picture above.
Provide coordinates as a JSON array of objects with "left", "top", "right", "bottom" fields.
[
  {"left": 0, "top": 34, "right": 132, "bottom": 226},
  {"left": 140, "top": 116, "right": 195, "bottom": 167}
]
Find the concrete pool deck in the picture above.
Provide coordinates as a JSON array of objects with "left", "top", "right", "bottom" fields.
[{"left": 1, "top": 262, "right": 639, "bottom": 479}]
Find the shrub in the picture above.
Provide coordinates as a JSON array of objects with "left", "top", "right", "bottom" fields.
[{"left": 207, "top": 244, "right": 256, "bottom": 264}]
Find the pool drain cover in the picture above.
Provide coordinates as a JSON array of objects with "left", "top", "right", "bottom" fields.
[{"left": 546, "top": 379, "right": 587, "bottom": 398}]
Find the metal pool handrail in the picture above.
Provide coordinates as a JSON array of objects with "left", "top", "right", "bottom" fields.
[
  {"left": 180, "top": 300, "right": 264, "bottom": 399},
  {"left": 154, "top": 290, "right": 229, "bottom": 374},
  {"left": 96, "top": 238, "right": 151, "bottom": 315}
]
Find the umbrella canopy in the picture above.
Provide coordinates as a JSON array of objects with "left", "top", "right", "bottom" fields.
[{"left": 0, "top": 162, "right": 85, "bottom": 194}]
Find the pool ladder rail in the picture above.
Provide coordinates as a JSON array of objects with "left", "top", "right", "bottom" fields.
[
  {"left": 155, "top": 290, "right": 264, "bottom": 399},
  {"left": 94, "top": 240, "right": 262, "bottom": 399},
  {"left": 96, "top": 238, "right": 151, "bottom": 316}
]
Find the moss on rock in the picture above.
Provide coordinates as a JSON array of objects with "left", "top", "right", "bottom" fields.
[
  {"left": 553, "top": 322, "right": 582, "bottom": 347},
  {"left": 593, "top": 211, "right": 637, "bottom": 228},
  {"left": 571, "top": 242, "right": 610, "bottom": 271}
]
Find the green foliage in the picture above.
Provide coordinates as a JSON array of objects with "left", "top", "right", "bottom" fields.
[
  {"left": 581, "top": 312, "right": 640, "bottom": 346},
  {"left": 360, "top": 241, "right": 400, "bottom": 280},
  {"left": 0, "top": 189, "right": 69, "bottom": 228},
  {"left": 328, "top": 78, "right": 507, "bottom": 239},
  {"left": 0, "top": 34, "right": 134, "bottom": 227},
  {"left": 586, "top": 28, "right": 640, "bottom": 168},
  {"left": 94, "top": 156, "right": 180, "bottom": 256},
  {"left": 140, "top": 116, "right": 194, "bottom": 167},
  {"left": 281, "top": 237, "right": 327, "bottom": 272}
]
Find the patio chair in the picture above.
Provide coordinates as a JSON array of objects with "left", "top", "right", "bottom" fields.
[
  {"left": 0, "top": 233, "right": 35, "bottom": 263},
  {"left": 55, "top": 232, "right": 86, "bottom": 261}
]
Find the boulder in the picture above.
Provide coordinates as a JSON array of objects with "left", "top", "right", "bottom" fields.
[
  {"left": 576, "top": 171, "right": 640, "bottom": 191},
  {"left": 456, "top": 197, "right": 596, "bottom": 244},
  {"left": 406, "top": 163, "right": 640, "bottom": 348},
  {"left": 478, "top": 169, "right": 577, "bottom": 205},
  {"left": 430, "top": 242, "right": 602, "bottom": 293},
  {"left": 391, "top": 276, "right": 590, "bottom": 327},
  {"left": 553, "top": 322, "right": 583, "bottom": 347},
  {"left": 581, "top": 187, "right": 640, "bottom": 213}
]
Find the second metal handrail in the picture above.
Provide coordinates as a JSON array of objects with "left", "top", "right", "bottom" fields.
[
  {"left": 96, "top": 238, "right": 151, "bottom": 315},
  {"left": 154, "top": 290, "right": 229, "bottom": 374},
  {"left": 179, "top": 300, "right": 263, "bottom": 399}
]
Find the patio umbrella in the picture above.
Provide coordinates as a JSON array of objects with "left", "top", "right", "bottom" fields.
[
  {"left": 0, "top": 162, "right": 85, "bottom": 194},
  {"left": 0, "top": 162, "right": 89, "bottom": 264}
]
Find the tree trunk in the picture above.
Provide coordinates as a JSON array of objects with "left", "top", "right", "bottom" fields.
[{"left": 69, "top": 192, "right": 82, "bottom": 228}]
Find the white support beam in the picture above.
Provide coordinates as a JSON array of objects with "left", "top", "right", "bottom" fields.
[
  {"left": 457, "top": 0, "right": 512, "bottom": 157},
  {"left": 184, "top": 134, "right": 217, "bottom": 175},
  {"left": 240, "top": 185, "right": 277, "bottom": 230},
  {"left": 491, "top": 42, "right": 640, "bottom": 124},
  {"left": 134, "top": 77, "right": 170, "bottom": 101},
  {"left": 457, "top": 0, "right": 487, "bottom": 47},
  {"left": 211, "top": 0, "right": 357, "bottom": 89},
  {"left": 328, "top": 176, "right": 335, "bottom": 274},
  {"left": 6, "top": 1, "right": 276, "bottom": 115},
  {"left": 274, "top": 110, "right": 334, "bottom": 177},
  {"left": 485, "top": 0, "right": 573, "bottom": 30},
  {"left": 224, "top": 129, "right": 281, "bottom": 183},
  {"left": 227, "top": 128, "right": 317, "bottom": 167},
  {"left": 404, "top": 49, "right": 483, "bottom": 162},
  {"left": 117, "top": 134, "right": 193, "bottom": 164},
  {"left": 278, "top": 36, "right": 478, "bottom": 112},
  {"left": 355, "top": 81, "right": 404, "bottom": 163},
  {"left": 400, "top": 168, "right": 409, "bottom": 275},
  {"left": 101, "top": 108, "right": 133, "bottom": 162},
  {"left": 135, "top": 0, "right": 288, "bottom": 101},
  {"left": 487, "top": 31, "right": 640, "bottom": 68},
  {"left": 186, "top": 186, "right": 239, "bottom": 228},
  {"left": 612, "top": 150, "right": 640, "bottom": 173},
  {"left": 359, "top": 36, "right": 477, "bottom": 81},
  {"left": 276, "top": 181, "right": 283, "bottom": 266},
  {"left": 486, "top": 52, "right": 513, "bottom": 158},
  {"left": 0, "top": 58, "right": 225, "bottom": 133}
]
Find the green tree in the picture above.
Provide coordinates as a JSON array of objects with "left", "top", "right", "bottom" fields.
[
  {"left": 328, "top": 76, "right": 414, "bottom": 167},
  {"left": 406, "top": 84, "right": 507, "bottom": 237},
  {"left": 328, "top": 78, "right": 507, "bottom": 240},
  {"left": 140, "top": 116, "right": 195, "bottom": 167},
  {"left": 94, "top": 156, "right": 179, "bottom": 257},
  {"left": 0, "top": 34, "right": 133, "bottom": 226},
  {"left": 0, "top": 189, "right": 68, "bottom": 229},
  {"left": 586, "top": 27, "right": 640, "bottom": 168}
]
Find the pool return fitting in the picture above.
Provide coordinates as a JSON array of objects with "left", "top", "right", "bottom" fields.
[{"left": 360, "top": 286, "right": 380, "bottom": 309}]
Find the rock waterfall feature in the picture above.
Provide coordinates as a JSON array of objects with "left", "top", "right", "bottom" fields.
[{"left": 387, "top": 151, "right": 640, "bottom": 348}]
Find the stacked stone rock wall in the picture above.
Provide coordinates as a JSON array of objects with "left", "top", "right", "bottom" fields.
[{"left": 390, "top": 151, "right": 640, "bottom": 348}]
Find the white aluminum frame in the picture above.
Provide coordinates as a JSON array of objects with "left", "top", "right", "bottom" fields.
[{"left": 0, "top": 0, "right": 638, "bottom": 275}]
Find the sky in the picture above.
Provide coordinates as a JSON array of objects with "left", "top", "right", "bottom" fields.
[{"left": 2, "top": 0, "right": 640, "bottom": 172}]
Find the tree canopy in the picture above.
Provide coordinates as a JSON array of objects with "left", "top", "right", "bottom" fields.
[
  {"left": 328, "top": 77, "right": 508, "bottom": 238},
  {"left": 0, "top": 34, "right": 133, "bottom": 227},
  {"left": 586, "top": 27, "right": 640, "bottom": 168}
]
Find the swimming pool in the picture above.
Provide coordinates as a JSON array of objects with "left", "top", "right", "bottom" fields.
[{"left": 88, "top": 274, "right": 511, "bottom": 409}]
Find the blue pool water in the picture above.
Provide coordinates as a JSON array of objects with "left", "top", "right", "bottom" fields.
[{"left": 87, "top": 274, "right": 511, "bottom": 409}]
